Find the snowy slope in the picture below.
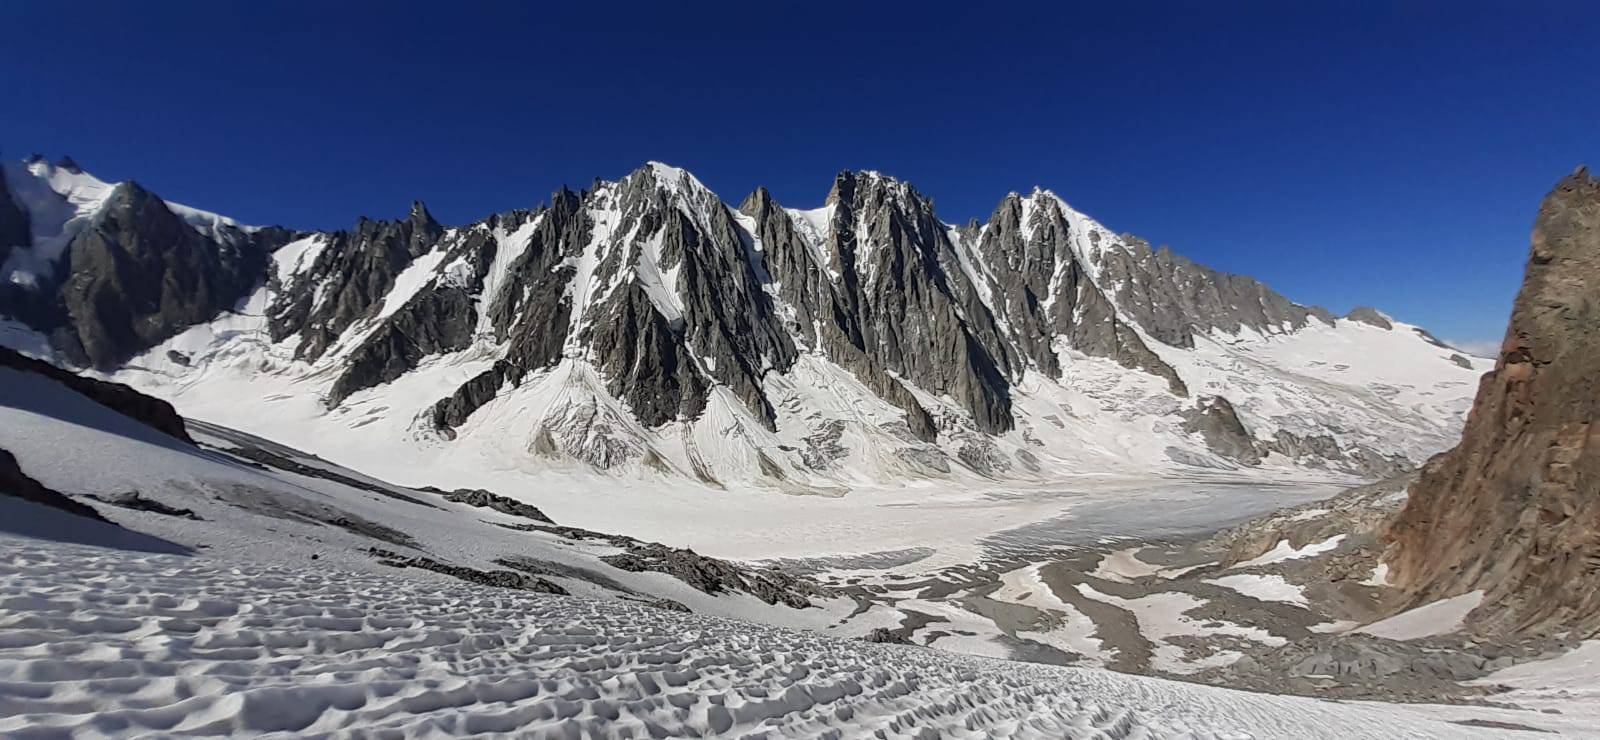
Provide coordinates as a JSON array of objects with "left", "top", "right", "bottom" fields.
[
  {"left": 4, "top": 534, "right": 1583, "bottom": 738},
  {"left": 0, "top": 361, "right": 878, "bottom": 632}
]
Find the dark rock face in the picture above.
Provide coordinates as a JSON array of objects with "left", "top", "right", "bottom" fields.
[
  {"left": 1097, "top": 236, "right": 1330, "bottom": 348},
  {"left": 741, "top": 176, "right": 1019, "bottom": 438},
  {"left": 1182, "top": 396, "right": 1262, "bottom": 466},
  {"left": 44, "top": 183, "right": 286, "bottom": 368},
  {"left": 0, "top": 345, "right": 192, "bottom": 443},
  {"left": 1345, "top": 306, "right": 1394, "bottom": 330},
  {"left": 269, "top": 202, "right": 443, "bottom": 361},
  {"left": 821, "top": 173, "right": 1014, "bottom": 433},
  {"left": 0, "top": 172, "right": 29, "bottom": 274},
  {"left": 969, "top": 193, "right": 1188, "bottom": 395},
  {"left": 575, "top": 168, "right": 798, "bottom": 430},
  {"left": 1387, "top": 168, "right": 1600, "bottom": 636},
  {"left": 0, "top": 447, "right": 109, "bottom": 522},
  {"left": 740, "top": 187, "right": 938, "bottom": 440}
]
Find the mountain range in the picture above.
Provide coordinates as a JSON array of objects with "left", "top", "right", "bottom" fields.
[{"left": 0, "top": 155, "right": 1487, "bottom": 491}]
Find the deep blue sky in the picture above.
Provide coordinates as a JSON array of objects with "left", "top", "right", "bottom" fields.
[{"left": 3, "top": 2, "right": 1595, "bottom": 350}]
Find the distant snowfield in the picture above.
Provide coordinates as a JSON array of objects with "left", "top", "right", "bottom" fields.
[{"left": 0, "top": 535, "right": 1579, "bottom": 739}]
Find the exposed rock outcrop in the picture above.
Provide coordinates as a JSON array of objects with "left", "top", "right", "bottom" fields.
[
  {"left": 0, "top": 345, "right": 192, "bottom": 443},
  {"left": 0, "top": 447, "right": 109, "bottom": 522},
  {"left": 1386, "top": 167, "right": 1600, "bottom": 636},
  {"left": 368, "top": 547, "right": 568, "bottom": 594},
  {"left": 0, "top": 171, "right": 29, "bottom": 274},
  {"left": 602, "top": 542, "right": 826, "bottom": 609},
  {"left": 1181, "top": 396, "right": 1261, "bottom": 466},
  {"left": 90, "top": 490, "right": 202, "bottom": 520},
  {"left": 1345, "top": 306, "right": 1394, "bottom": 330},
  {"left": 420, "top": 486, "right": 553, "bottom": 523},
  {"left": 270, "top": 202, "right": 443, "bottom": 361},
  {"left": 47, "top": 184, "right": 288, "bottom": 368},
  {"left": 1096, "top": 236, "right": 1332, "bottom": 348}
]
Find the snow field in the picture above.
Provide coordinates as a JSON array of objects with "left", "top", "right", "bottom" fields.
[{"left": 0, "top": 536, "right": 1543, "bottom": 739}]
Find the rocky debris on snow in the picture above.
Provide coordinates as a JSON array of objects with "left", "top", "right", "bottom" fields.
[
  {"left": 0, "top": 447, "right": 108, "bottom": 522},
  {"left": 602, "top": 542, "right": 827, "bottom": 609},
  {"left": 1448, "top": 353, "right": 1474, "bottom": 369},
  {"left": 90, "top": 490, "right": 201, "bottom": 520},
  {"left": 496, "top": 520, "right": 831, "bottom": 609},
  {"left": 1258, "top": 429, "right": 1412, "bottom": 479},
  {"left": 368, "top": 547, "right": 567, "bottom": 595},
  {"left": 642, "top": 598, "right": 693, "bottom": 613},
  {"left": 1387, "top": 167, "right": 1600, "bottom": 637},
  {"left": 800, "top": 420, "right": 850, "bottom": 470},
  {"left": 862, "top": 627, "right": 913, "bottom": 644},
  {"left": 1206, "top": 633, "right": 1573, "bottom": 703},
  {"left": 418, "top": 486, "right": 553, "bottom": 523},
  {"left": 492, "top": 556, "right": 630, "bottom": 593},
  {"left": 1211, "top": 473, "right": 1415, "bottom": 569},
  {"left": 0, "top": 346, "right": 193, "bottom": 443},
  {"left": 219, "top": 441, "right": 440, "bottom": 510}
]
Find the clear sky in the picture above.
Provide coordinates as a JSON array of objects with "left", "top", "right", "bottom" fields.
[{"left": 3, "top": 2, "right": 1595, "bottom": 351}]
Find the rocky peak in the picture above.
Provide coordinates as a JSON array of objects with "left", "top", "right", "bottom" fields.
[
  {"left": 53, "top": 179, "right": 275, "bottom": 368},
  {"left": 408, "top": 200, "right": 439, "bottom": 229},
  {"left": 1345, "top": 306, "right": 1394, "bottom": 330},
  {"left": 55, "top": 155, "right": 82, "bottom": 173},
  {"left": 826, "top": 170, "right": 929, "bottom": 213},
  {"left": 1385, "top": 167, "right": 1600, "bottom": 636}
]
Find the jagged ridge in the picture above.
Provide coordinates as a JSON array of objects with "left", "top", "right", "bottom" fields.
[{"left": 0, "top": 156, "right": 1486, "bottom": 487}]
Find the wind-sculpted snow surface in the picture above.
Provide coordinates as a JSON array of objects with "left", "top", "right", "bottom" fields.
[{"left": 0, "top": 537, "right": 1533, "bottom": 738}]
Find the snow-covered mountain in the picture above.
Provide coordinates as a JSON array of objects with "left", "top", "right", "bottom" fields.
[
  {"left": 0, "top": 343, "right": 861, "bottom": 629},
  {"left": 0, "top": 156, "right": 1488, "bottom": 492}
]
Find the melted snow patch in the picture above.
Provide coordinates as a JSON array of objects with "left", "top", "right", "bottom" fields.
[
  {"left": 1203, "top": 574, "right": 1309, "bottom": 607},
  {"left": 1075, "top": 583, "right": 1285, "bottom": 674},
  {"left": 1088, "top": 547, "right": 1208, "bottom": 582},
  {"left": 1234, "top": 534, "right": 1347, "bottom": 569},
  {"left": 1356, "top": 591, "right": 1484, "bottom": 640},
  {"left": 993, "top": 563, "right": 1112, "bottom": 665}
]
